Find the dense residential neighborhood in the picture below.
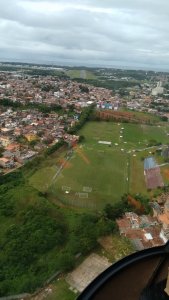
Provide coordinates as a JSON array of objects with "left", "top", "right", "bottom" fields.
[
  {"left": 0, "top": 67, "right": 169, "bottom": 173},
  {"left": 0, "top": 71, "right": 112, "bottom": 173}
]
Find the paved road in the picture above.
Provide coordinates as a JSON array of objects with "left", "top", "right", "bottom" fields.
[{"left": 158, "top": 162, "right": 169, "bottom": 167}]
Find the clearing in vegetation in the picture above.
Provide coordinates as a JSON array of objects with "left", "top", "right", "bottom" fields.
[
  {"left": 98, "top": 235, "right": 134, "bottom": 262},
  {"left": 29, "top": 121, "right": 169, "bottom": 209},
  {"left": 66, "top": 69, "right": 97, "bottom": 80}
]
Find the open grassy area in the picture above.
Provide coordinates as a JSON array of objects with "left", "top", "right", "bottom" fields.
[
  {"left": 78, "top": 121, "right": 169, "bottom": 150},
  {"left": 45, "top": 279, "right": 77, "bottom": 300},
  {"left": 49, "top": 147, "right": 128, "bottom": 209},
  {"left": 129, "top": 155, "right": 147, "bottom": 195},
  {"left": 161, "top": 165, "right": 169, "bottom": 185},
  {"left": 66, "top": 69, "right": 97, "bottom": 80},
  {"left": 29, "top": 121, "right": 169, "bottom": 209},
  {"left": 122, "top": 123, "right": 168, "bottom": 147},
  {"left": 98, "top": 235, "right": 134, "bottom": 263},
  {"left": 29, "top": 166, "right": 58, "bottom": 192},
  {"left": 121, "top": 109, "right": 162, "bottom": 123}
]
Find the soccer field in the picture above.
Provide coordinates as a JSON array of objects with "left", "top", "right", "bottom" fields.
[
  {"left": 78, "top": 121, "right": 169, "bottom": 149},
  {"left": 29, "top": 121, "right": 169, "bottom": 209},
  {"left": 49, "top": 147, "right": 128, "bottom": 208}
]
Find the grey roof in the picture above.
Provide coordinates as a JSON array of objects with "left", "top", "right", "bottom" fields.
[{"left": 144, "top": 157, "right": 157, "bottom": 170}]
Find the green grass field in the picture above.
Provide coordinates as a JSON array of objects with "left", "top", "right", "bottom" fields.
[
  {"left": 129, "top": 155, "right": 146, "bottom": 195},
  {"left": 161, "top": 165, "right": 169, "bottom": 185},
  {"left": 49, "top": 148, "right": 128, "bottom": 208},
  {"left": 121, "top": 109, "right": 162, "bottom": 123},
  {"left": 66, "top": 69, "right": 97, "bottom": 80},
  {"left": 29, "top": 121, "right": 169, "bottom": 209},
  {"left": 45, "top": 279, "right": 77, "bottom": 300}
]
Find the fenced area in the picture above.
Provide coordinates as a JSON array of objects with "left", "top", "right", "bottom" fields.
[
  {"left": 145, "top": 167, "right": 164, "bottom": 189},
  {"left": 144, "top": 157, "right": 164, "bottom": 189}
]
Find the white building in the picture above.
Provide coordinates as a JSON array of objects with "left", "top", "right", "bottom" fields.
[{"left": 152, "top": 81, "right": 164, "bottom": 96}]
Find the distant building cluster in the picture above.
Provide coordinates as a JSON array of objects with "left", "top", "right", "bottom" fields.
[
  {"left": 152, "top": 81, "right": 164, "bottom": 96},
  {"left": 0, "top": 73, "right": 112, "bottom": 107},
  {"left": 0, "top": 71, "right": 114, "bottom": 174}
]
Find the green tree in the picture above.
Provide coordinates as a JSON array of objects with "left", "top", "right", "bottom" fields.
[
  {"left": 161, "top": 116, "right": 168, "bottom": 122},
  {"left": 103, "top": 197, "right": 131, "bottom": 220},
  {"left": 0, "top": 146, "right": 4, "bottom": 157},
  {"left": 79, "top": 135, "right": 85, "bottom": 143},
  {"left": 57, "top": 252, "right": 75, "bottom": 272}
]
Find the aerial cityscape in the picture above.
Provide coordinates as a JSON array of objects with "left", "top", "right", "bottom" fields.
[
  {"left": 1, "top": 62, "right": 169, "bottom": 299},
  {"left": 1, "top": 1, "right": 169, "bottom": 300}
]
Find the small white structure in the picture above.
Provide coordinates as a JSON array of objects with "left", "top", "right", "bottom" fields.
[
  {"left": 145, "top": 233, "right": 153, "bottom": 240},
  {"left": 160, "top": 229, "right": 168, "bottom": 244},
  {"left": 98, "top": 141, "right": 111, "bottom": 145},
  {"left": 87, "top": 101, "right": 94, "bottom": 105},
  {"left": 62, "top": 186, "right": 71, "bottom": 192},
  {"left": 152, "top": 81, "right": 164, "bottom": 96},
  {"left": 83, "top": 186, "right": 92, "bottom": 192}
]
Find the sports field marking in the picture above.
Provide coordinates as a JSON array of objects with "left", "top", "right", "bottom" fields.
[
  {"left": 98, "top": 141, "right": 111, "bottom": 145},
  {"left": 75, "top": 192, "right": 89, "bottom": 198},
  {"left": 58, "top": 158, "right": 72, "bottom": 169},
  {"left": 83, "top": 186, "right": 92, "bottom": 192},
  {"left": 62, "top": 186, "right": 71, "bottom": 192}
]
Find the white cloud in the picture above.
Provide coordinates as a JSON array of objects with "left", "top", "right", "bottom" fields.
[{"left": 1, "top": 0, "right": 169, "bottom": 69}]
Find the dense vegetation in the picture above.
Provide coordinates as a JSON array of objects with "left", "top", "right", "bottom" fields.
[
  {"left": 68, "top": 104, "right": 95, "bottom": 134},
  {"left": 73, "top": 78, "right": 139, "bottom": 91},
  {"left": 45, "top": 140, "right": 66, "bottom": 156},
  {"left": 0, "top": 169, "right": 116, "bottom": 296},
  {"left": 24, "top": 69, "right": 68, "bottom": 78}
]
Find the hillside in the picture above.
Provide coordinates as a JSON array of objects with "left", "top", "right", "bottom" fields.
[{"left": 0, "top": 169, "right": 115, "bottom": 296}]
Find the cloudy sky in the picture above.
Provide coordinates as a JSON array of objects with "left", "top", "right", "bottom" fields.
[{"left": 1, "top": 0, "right": 169, "bottom": 69}]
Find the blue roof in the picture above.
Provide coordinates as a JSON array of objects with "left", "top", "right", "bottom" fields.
[{"left": 144, "top": 157, "right": 157, "bottom": 170}]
